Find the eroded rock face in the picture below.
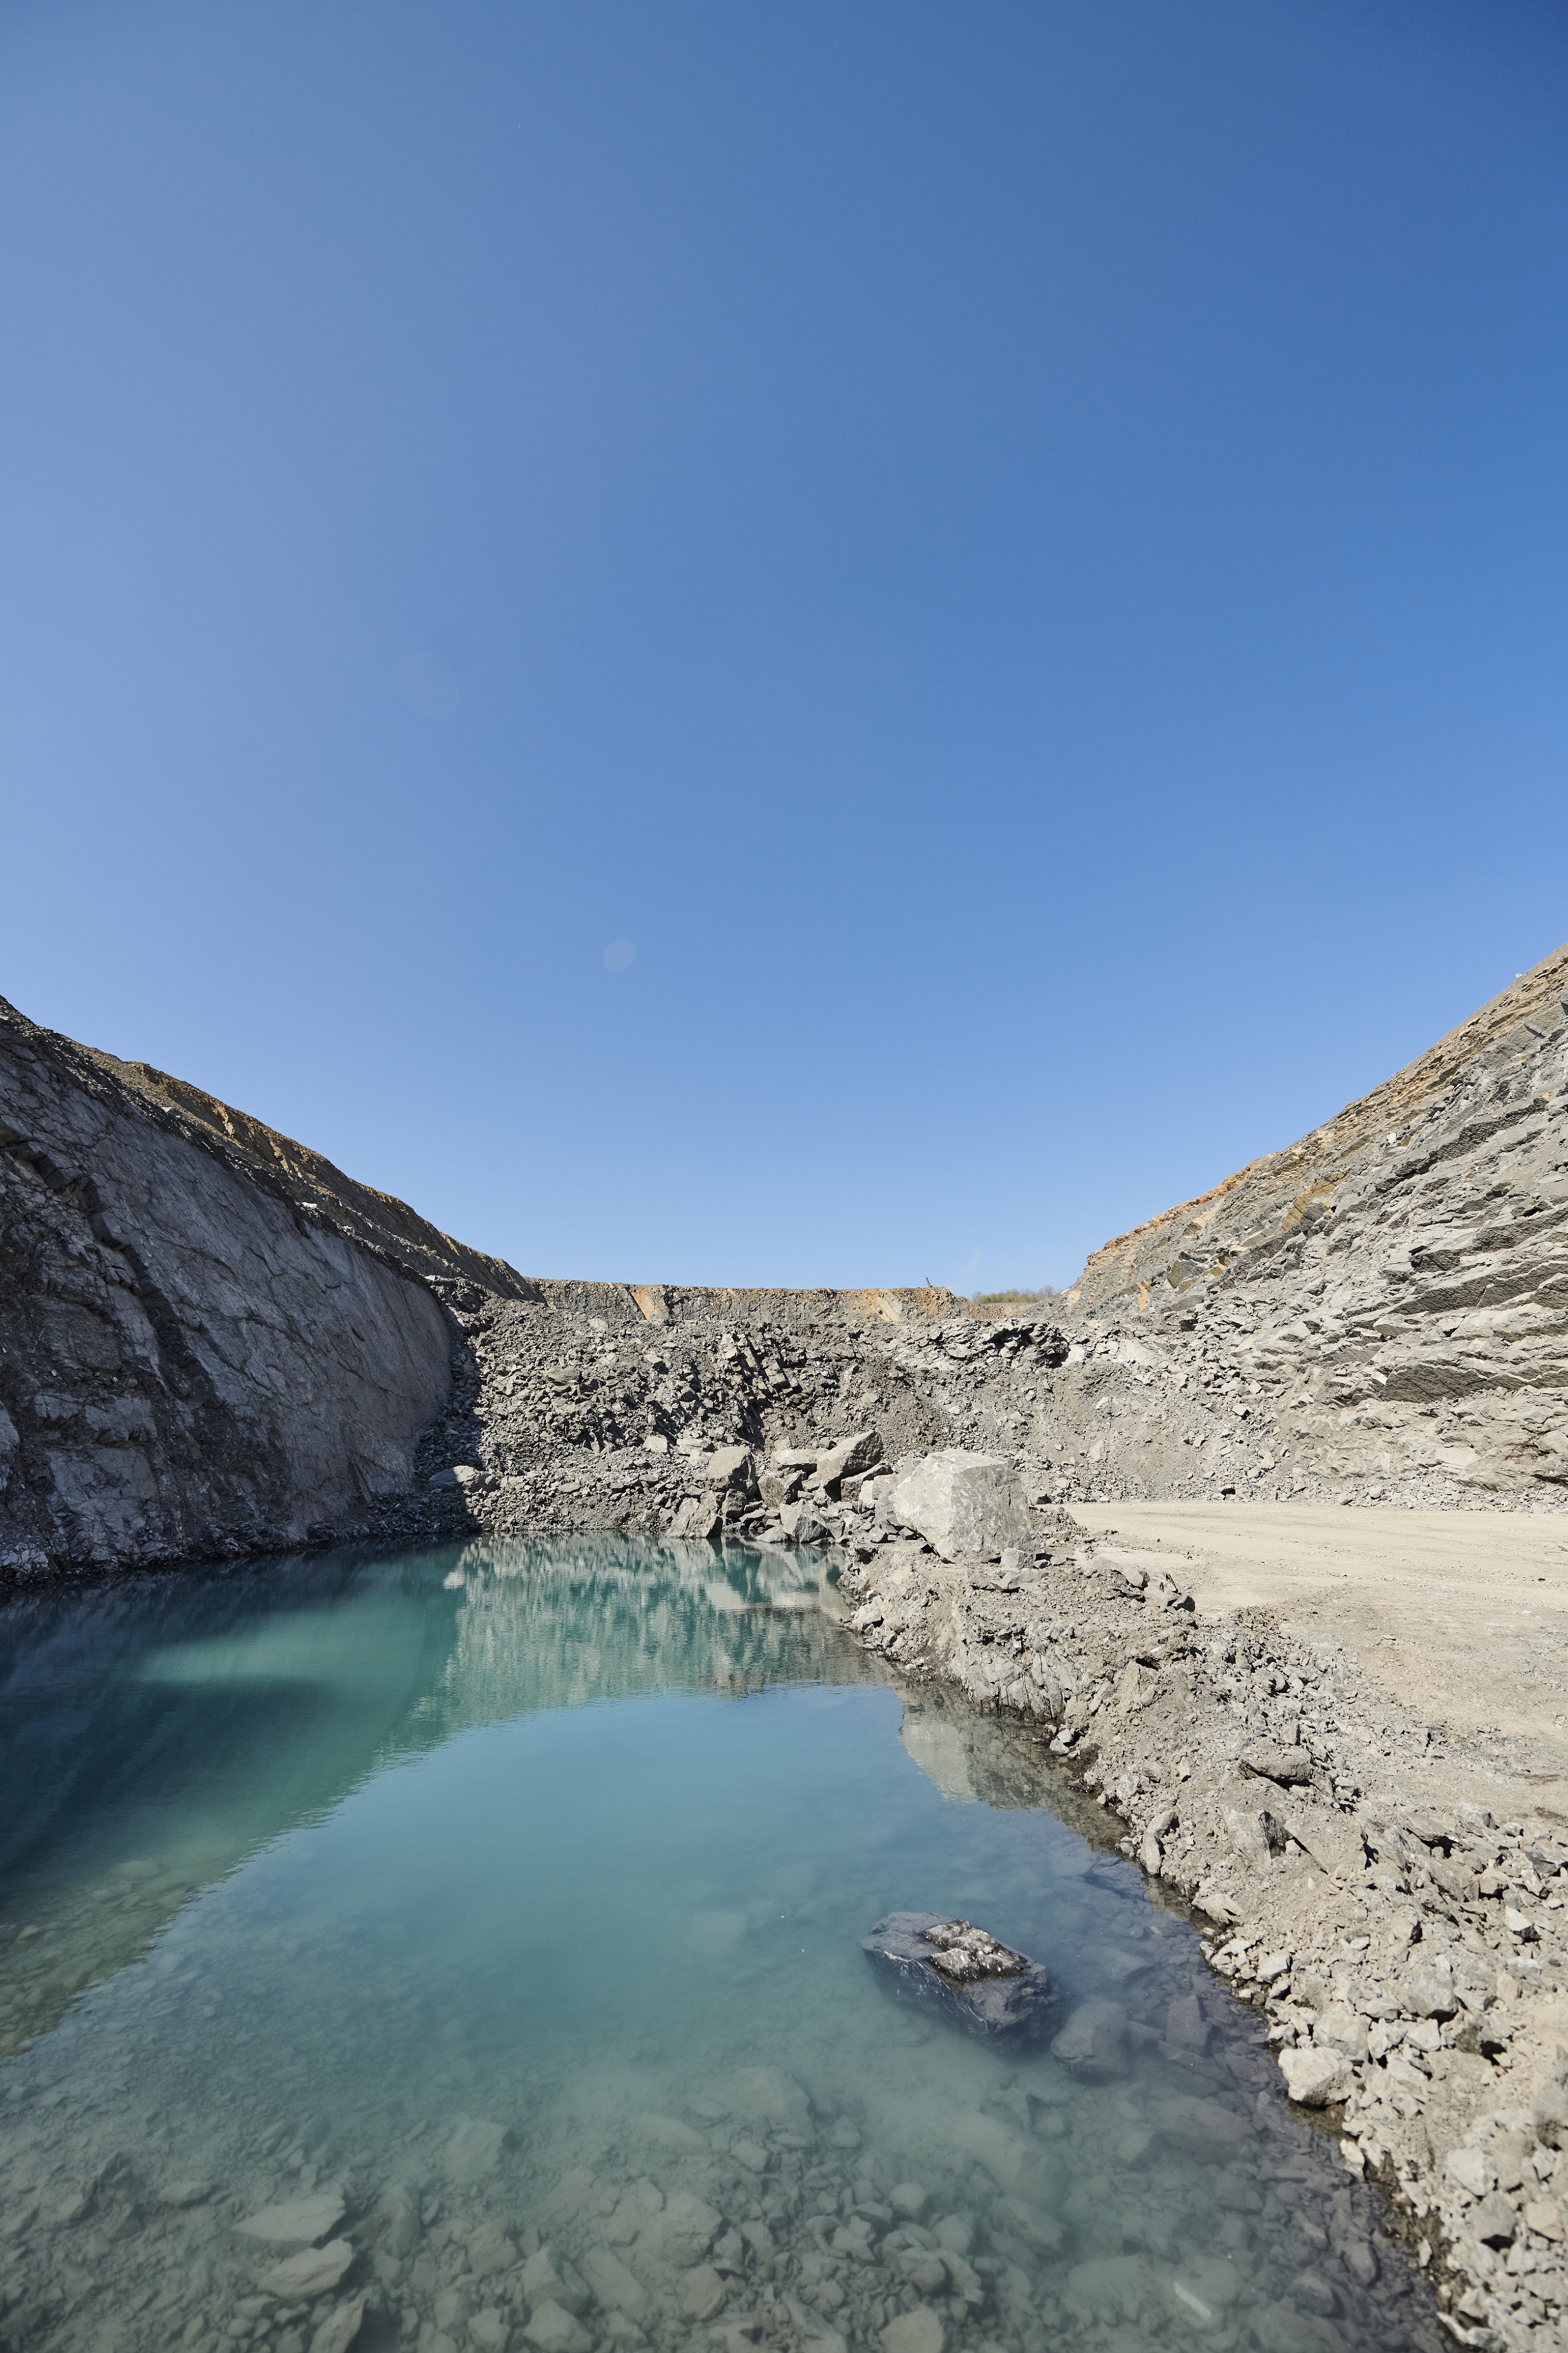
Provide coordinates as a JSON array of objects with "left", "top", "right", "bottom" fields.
[
  {"left": 1053, "top": 938, "right": 1568, "bottom": 1505},
  {"left": 0, "top": 997, "right": 458, "bottom": 1577}
]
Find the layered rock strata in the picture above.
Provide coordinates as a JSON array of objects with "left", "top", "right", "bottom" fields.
[
  {"left": 1055, "top": 940, "right": 1568, "bottom": 1509},
  {"left": 0, "top": 998, "right": 465, "bottom": 1577}
]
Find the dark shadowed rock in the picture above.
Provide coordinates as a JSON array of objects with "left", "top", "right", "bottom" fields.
[{"left": 862, "top": 1912, "right": 1056, "bottom": 2038}]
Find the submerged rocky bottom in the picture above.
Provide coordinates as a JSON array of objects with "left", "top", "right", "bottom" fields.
[{"left": 0, "top": 1537, "right": 1442, "bottom": 2353}]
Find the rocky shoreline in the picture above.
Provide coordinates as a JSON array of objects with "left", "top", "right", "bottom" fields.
[
  {"left": 824, "top": 1473, "right": 1568, "bottom": 2353},
  {"left": 8, "top": 1231, "right": 1568, "bottom": 2341}
]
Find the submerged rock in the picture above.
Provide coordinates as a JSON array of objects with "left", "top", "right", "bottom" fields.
[
  {"left": 237, "top": 2191, "right": 347, "bottom": 2247},
  {"left": 1050, "top": 1998, "right": 1130, "bottom": 2079},
  {"left": 444, "top": 2119, "right": 512, "bottom": 2182},
  {"left": 722, "top": 2063, "right": 814, "bottom": 2136},
  {"left": 308, "top": 2301, "right": 366, "bottom": 2353},
  {"left": 257, "top": 2238, "right": 355, "bottom": 2299},
  {"left": 862, "top": 1912, "right": 1056, "bottom": 2037},
  {"left": 519, "top": 2249, "right": 590, "bottom": 2316},
  {"left": 523, "top": 2306, "right": 592, "bottom": 2353},
  {"left": 881, "top": 2312, "right": 945, "bottom": 2353}
]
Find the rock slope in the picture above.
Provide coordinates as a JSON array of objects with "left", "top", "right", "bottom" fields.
[
  {"left": 1050, "top": 940, "right": 1568, "bottom": 1510},
  {"left": 0, "top": 998, "right": 468, "bottom": 1578}
]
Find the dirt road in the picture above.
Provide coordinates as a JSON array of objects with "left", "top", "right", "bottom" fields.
[{"left": 1075, "top": 1499, "right": 1568, "bottom": 1781}]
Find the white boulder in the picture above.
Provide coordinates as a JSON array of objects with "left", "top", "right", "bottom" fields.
[
  {"left": 890, "top": 1450, "right": 1034, "bottom": 1561},
  {"left": 1279, "top": 2045, "right": 1352, "bottom": 2108}
]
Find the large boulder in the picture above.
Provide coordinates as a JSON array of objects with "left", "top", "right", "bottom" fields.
[
  {"left": 863, "top": 1913, "right": 1056, "bottom": 2038},
  {"left": 809, "top": 1430, "right": 882, "bottom": 1496},
  {"left": 1051, "top": 1998, "right": 1128, "bottom": 2079},
  {"left": 706, "top": 1446, "right": 756, "bottom": 1494},
  {"left": 891, "top": 1451, "right": 1034, "bottom": 1561},
  {"left": 1279, "top": 2045, "right": 1352, "bottom": 2108}
]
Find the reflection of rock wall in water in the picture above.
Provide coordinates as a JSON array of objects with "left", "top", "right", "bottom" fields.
[
  {"left": 0, "top": 1549, "right": 463, "bottom": 2057},
  {"left": 0, "top": 1536, "right": 881, "bottom": 2058},
  {"left": 423, "top": 1535, "right": 881, "bottom": 1739},
  {"left": 896, "top": 1683, "right": 1051, "bottom": 1810}
]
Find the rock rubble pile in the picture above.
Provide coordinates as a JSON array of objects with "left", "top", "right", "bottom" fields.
[{"left": 1060, "top": 940, "right": 1568, "bottom": 1510}]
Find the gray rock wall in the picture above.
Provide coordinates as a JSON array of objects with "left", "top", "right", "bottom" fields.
[
  {"left": 1049, "top": 940, "right": 1568, "bottom": 1505},
  {"left": 437, "top": 943, "right": 1568, "bottom": 1530},
  {"left": 0, "top": 999, "right": 458, "bottom": 1578},
  {"left": 8, "top": 927, "right": 1566, "bottom": 1586}
]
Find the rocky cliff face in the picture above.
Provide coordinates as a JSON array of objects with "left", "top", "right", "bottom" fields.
[
  {"left": 6, "top": 933, "right": 1564, "bottom": 1585},
  {"left": 0, "top": 993, "right": 970, "bottom": 1582},
  {"left": 85, "top": 1040, "right": 532, "bottom": 1304},
  {"left": 1042, "top": 940, "right": 1568, "bottom": 1507},
  {"left": 0, "top": 999, "right": 466, "bottom": 1578}
]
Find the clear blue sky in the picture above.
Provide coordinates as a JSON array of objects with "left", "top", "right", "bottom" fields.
[{"left": 3, "top": 1, "right": 1565, "bottom": 1292}]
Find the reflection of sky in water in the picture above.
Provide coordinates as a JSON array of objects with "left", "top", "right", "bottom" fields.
[{"left": 0, "top": 1537, "right": 1441, "bottom": 2352}]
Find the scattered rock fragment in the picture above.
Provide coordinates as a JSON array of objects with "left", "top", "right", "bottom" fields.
[
  {"left": 258, "top": 2238, "right": 355, "bottom": 2300},
  {"left": 880, "top": 2310, "right": 945, "bottom": 2353},
  {"left": 1050, "top": 1999, "right": 1128, "bottom": 2079},
  {"left": 578, "top": 2245, "right": 650, "bottom": 2320},
  {"left": 1237, "top": 1741, "right": 1313, "bottom": 1788},
  {"left": 237, "top": 2191, "right": 347, "bottom": 2247},
  {"left": 1279, "top": 2045, "right": 1352, "bottom": 2109},
  {"left": 158, "top": 2179, "right": 215, "bottom": 2208},
  {"left": 519, "top": 2249, "right": 590, "bottom": 2315},
  {"left": 445, "top": 2119, "right": 512, "bottom": 2183},
  {"left": 308, "top": 2299, "right": 366, "bottom": 2353},
  {"left": 523, "top": 2305, "right": 591, "bottom": 2353},
  {"left": 467, "top": 2219, "right": 517, "bottom": 2277}
]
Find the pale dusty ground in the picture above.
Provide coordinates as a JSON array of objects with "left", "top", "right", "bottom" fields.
[{"left": 1074, "top": 1500, "right": 1568, "bottom": 1793}]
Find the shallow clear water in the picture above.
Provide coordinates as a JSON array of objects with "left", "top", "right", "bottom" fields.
[{"left": 0, "top": 1536, "right": 1438, "bottom": 2353}]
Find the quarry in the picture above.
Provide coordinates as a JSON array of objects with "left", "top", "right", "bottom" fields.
[{"left": 3, "top": 939, "right": 1567, "bottom": 2353}]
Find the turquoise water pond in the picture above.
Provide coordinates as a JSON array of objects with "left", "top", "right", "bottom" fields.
[{"left": 0, "top": 1536, "right": 1440, "bottom": 2353}]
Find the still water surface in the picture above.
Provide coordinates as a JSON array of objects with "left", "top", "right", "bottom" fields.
[{"left": 0, "top": 1537, "right": 1440, "bottom": 2353}]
